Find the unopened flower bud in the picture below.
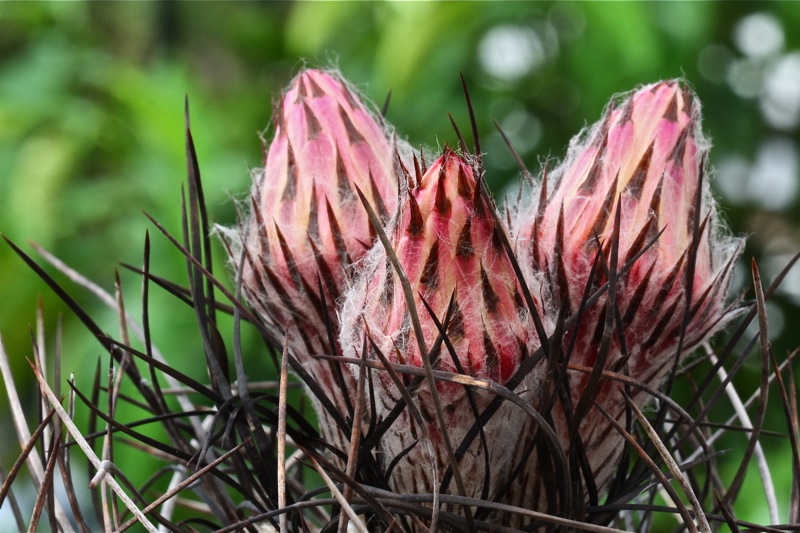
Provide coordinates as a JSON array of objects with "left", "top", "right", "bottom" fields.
[
  {"left": 340, "top": 148, "right": 537, "bottom": 500},
  {"left": 512, "top": 81, "right": 743, "bottom": 510},
  {"left": 234, "top": 69, "right": 399, "bottom": 451}
]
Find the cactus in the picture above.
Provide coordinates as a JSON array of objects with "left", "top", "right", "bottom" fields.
[{"left": 1, "top": 71, "right": 795, "bottom": 533}]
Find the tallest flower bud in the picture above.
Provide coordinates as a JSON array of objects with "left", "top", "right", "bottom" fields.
[
  {"left": 234, "top": 69, "right": 398, "bottom": 452},
  {"left": 244, "top": 69, "right": 397, "bottom": 327}
]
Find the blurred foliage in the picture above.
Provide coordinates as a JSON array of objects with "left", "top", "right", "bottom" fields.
[{"left": 2, "top": 1, "right": 800, "bottom": 527}]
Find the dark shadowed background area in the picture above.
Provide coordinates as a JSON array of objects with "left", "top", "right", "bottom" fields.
[{"left": 1, "top": 2, "right": 800, "bottom": 528}]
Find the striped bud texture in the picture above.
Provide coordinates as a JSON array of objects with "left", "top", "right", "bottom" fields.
[
  {"left": 232, "top": 70, "right": 742, "bottom": 527},
  {"left": 235, "top": 69, "right": 398, "bottom": 451},
  {"left": 511, "top": 81, "right": 743, "bottom": 511},
  {"left": 339, "top": 148, "right": 538, "bottom": 500}
]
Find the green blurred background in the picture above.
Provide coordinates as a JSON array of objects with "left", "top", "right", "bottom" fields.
[{"left": 2, "top": 1, "right": 800, "bottom": 529}]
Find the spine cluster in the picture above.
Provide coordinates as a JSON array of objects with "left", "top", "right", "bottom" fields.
[{"left": 230, "top": 70, "right": 743, "bottom": 524}]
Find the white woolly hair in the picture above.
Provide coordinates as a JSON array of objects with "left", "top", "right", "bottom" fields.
[{"left": 509, "top": 80, "right": 744, "bottom": 311}]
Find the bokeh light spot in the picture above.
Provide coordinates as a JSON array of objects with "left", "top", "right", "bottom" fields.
[
  {"left": 727, "top": 58, "right": 763, "bottom": 99},
  {"left": 747, "top": 138, "right": 799, "bottom": 211},
  {"left": 698, "top": 44, "right": 734, "bottom": 84},
  {"left": 478, "top": 25, "right": 546, "bottom": 81},
  {"left": 715, "top": 154, "right": 751, "bottom": 206},
  {"left": 761, "top": 52, "right": 800, "bottom": 131},
  {"left": 734, "top": 13, "right": 784, "bottom": 59}
]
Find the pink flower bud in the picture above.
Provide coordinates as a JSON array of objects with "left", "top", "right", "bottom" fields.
[
  {"left": 340, "top": 148, "right": 537, "bottom": 499},
  {"left": 235, "top": 69, "right": 399, "bottom": 450},
  {"left": 511, "top": 81, "right": 743, "bottom": 510}
]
